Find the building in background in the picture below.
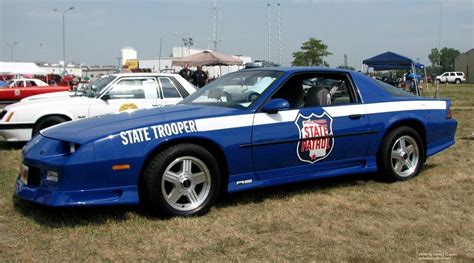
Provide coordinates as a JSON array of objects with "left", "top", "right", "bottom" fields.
[
  {"left": 121, "top": 47, "right": 138, "bottom": 66},
  {"left": 37, "top": 62, "right": 83, "bottom": 76},
  {"left": 126, "top": 47, "right": 252, "bottom": 78},
  {"left": 82, "top": 65, "right": 118, "bottom": 79},
  {"left": 455, "top": 48, "right": 474, "bottom": 83}
]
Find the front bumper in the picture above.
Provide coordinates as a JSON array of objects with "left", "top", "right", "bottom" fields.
[
  {"left": 15, "top": 134, "right": 142, "bottom": 206},
  {"left": 15, "top": 175, "right": 139, "bottom": 206},
  {"left": 0, "top": 123, "right": 34, "bottom": 141}
]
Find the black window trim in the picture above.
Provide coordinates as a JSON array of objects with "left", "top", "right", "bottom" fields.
[
  {"left": 157, "top": 76, "right": 184, "bottom": 99},
  {"left": 256, "top": 71, "right": 362, "bottom": 113},
  {"left": 106, "top": 76, "right": 160, "bottom": 100},
  {"left": 169, "top": 76, "right": 190, "bottom": 97}
]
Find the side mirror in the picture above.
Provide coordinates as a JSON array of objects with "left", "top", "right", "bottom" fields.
[
  {"left": 101, "top": 94, "right": 111, "bottom": 101},
  {"left": 262, "top": 98, "right": 290, "bottom": 114}
]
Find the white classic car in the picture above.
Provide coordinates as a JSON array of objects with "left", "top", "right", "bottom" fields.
[{"left": 0, "top": 73, "right": 196, "bottom": 142}]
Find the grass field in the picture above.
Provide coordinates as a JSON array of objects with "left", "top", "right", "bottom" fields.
[{"left": 0, "top": 84, "right": 473, "bottom": 261}]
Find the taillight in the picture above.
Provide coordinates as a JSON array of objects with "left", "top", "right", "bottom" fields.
[{"left": 447, "top": 108, "right": 452, "bottom": 119}]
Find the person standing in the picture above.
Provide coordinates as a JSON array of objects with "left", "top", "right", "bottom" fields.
[
  {"left": 191, "top": 65, "right": 208, "bottom": 88},
  {"left": 179, "top": 63, "right": 193, "bottom": 82}
]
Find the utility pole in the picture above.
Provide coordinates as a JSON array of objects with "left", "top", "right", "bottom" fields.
[
  {"left": 6, "top": 42, "right": 18, "bottom": 61},
  {"left": 438, "top": 0, "right": 442, "bottom": 51},
  {"left": 158, "top": 37, "right": 163, "bottom": 72},
  {"left": 267, "top": 3, "right": 271, "bottom": 63},
  {"left": 211, "top": 0, "right": 218, "bottom": 50},
  {"left": 277, "top": 3, "right": 282, "bottom": 65},
  {"left": 53, "top": 6, "right": 74, "bottom": 75}
]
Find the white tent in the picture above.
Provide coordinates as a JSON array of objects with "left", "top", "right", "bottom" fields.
[{"left": 0, "top": 62, "right": 47, "bottom": 75}]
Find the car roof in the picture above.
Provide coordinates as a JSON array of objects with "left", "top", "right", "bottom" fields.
[
  {"left": 10, "top": 78, "right": 41, "bottom": 81},
  {"left": 110, "top": 73, "right": 180, "bottom": 77},
  {"left": 240, "top": 66, "right": 353, "bottom": 74}
]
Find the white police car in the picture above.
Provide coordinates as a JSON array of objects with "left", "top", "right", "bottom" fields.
[
  {"left": 16, "top": 67, "right": 457, "bottom": 217},
  {"left": 0, "top": 73, "right": 196, "bottom": 141}
]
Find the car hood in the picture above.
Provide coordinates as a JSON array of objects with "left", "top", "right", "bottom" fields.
[
  {"left": 20, "top": 91, "right": 79, "bottom": 102},
  {"left": 41, "top": 104, "right": 246, "bottom": 144},
  {"left": 6, "top": 96, "right": 95, "bottom": 112}
]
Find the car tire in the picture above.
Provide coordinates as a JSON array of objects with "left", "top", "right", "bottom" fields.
[
  {"left": 455, "top": 79, "right": 461, "bottom": 84},
  {"left": 377, "top": 126, "right": 424, "bottom": 182},
  {"left": 435, "top": 79, "right": 440, "bottom": 84},
  {"left": 141, "top": 143, "right": 221, "bottom": 217},
  {"left": 32, "top": 115, "right": 68, "bottom": 135}
]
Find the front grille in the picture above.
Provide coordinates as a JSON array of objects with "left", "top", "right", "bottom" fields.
[
  {"left": 27, "top": 166, "right": 42, "bottom": 187},
  {"left": 0, "top": 110, "right": 6, "bottom": 120}
]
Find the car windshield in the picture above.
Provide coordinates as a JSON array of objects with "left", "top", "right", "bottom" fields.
[
  {"left": 180, "top": 70, "right": 284, "bottom": 109},
  {"left": 85, "top": 75, "right": 116, "bottom": 97}
]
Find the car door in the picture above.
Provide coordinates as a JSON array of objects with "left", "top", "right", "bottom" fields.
[
  {"left": 449, "top": 72, "right": 456, "bottom": 82},
  {"left": 440, "top": 73, "right": 448, "bottom": 82},
  {"left": 91, "top": 77, "right": 160, "bottom": 116},
  {"left": 251, "top": 72, "right": 372, "bottom": 180},
  {"left": 157, "top": 76, "right": 184, "bottom": 106},
  {"left": 10, "top": 80, "right": 25, "bottom": 99}
]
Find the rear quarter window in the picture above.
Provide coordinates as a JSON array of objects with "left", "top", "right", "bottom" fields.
[{"left": 370, "top": 78, "right": 415, "bottom": 97}]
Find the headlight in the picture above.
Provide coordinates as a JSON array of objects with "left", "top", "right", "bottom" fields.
[
  {"left": 20, "top": 164, "right": 29, "bottom": 184},
  {"left": 59, "top": 141, "right": 80, "bottom": 155},
  {"left": 1, "top": 111, "right": 14, "bottom": 122},
  {"left": 46, "top": 171, "right": 59, "bottom": 182},
  {"left": 69, "top": 142, "right": 76, "bottom": 154}
]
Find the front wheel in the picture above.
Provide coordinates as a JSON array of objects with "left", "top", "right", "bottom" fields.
[
  {"left": 141, "top": 144, "right": 221, "bottom": 217},
  {"left": 377, "top": 127, "right": 424, "bottom": 181}
]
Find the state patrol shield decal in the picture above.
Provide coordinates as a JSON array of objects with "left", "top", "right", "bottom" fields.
[{"left": 295, "top": 112, "right": 334, "bottom": 164}]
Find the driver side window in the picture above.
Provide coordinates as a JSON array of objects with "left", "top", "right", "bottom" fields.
[
  {"left": 271, "top": 73, "right": 355, "bottom": 109},
  {"left": 107, "top": 78, "right": 159, "bottom": 99}
]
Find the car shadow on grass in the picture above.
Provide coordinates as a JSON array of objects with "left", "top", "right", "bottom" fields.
[
  {"left": 12, "top": 196, "right": 147, "bottom": 227},
  {"left": 216, "top": 172, "right": 378, "bottom": 208},
  {"left": 12, "top": 168, "right": 439, "bottom": 225}
]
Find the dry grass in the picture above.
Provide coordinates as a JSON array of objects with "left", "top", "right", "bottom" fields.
[{"left": 0, "top": 84, "right": 473, "bottom": 261}]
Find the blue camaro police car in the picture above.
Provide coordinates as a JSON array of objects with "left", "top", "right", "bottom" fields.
[{"left": 16, "top": 67, "right": 457, "bottom": 216}]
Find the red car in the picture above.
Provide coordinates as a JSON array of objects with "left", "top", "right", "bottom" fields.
[{"left": 0, "top": 78, "right": 70, "bottom": 102}]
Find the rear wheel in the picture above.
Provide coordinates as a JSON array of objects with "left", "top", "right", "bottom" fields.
[
  {"left": 377, "top": 126, "right": 424, "bottom": 181},
  {"left": 32, "top": 115, "right": 68, "bottom": 135},
  {"left": 455, "top": 78, "right": 461, "bottom": 84},
  {"left": 141, "top": 144, "right": 221, "bottom": 217}
]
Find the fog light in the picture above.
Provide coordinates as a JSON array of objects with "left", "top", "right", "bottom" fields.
[
  {"left": 20, "top": 164, "right": 28, "bottom": 184},
  {"left": 46, "top": 171, "right": 59, "bottom": 182}
]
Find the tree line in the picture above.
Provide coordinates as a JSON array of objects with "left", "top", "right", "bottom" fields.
[{"left": 291, "top": 37, "right": 461, "bottom": 74}]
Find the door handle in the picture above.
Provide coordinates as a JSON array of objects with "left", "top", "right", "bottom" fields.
[{"left": 349, "top": 114, "right": 363, "bottom": 120}]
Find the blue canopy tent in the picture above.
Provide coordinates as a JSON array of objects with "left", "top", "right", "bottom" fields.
[{"left": 362, "top": 51, "right": 427, "bottom": 95}]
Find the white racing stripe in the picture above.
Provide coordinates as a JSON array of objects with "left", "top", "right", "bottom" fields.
[
  {"left": 194, "top": 101, "right": 447, "bottom": 132},
  {"left": 195, "top": 110, "right": 299, "bottom": 132},
  {"left": 323, "top": 100, "right": 446, "bottom": 117},
  {"left": 195, "top": 115, "right": 254, "bottom": 132}
]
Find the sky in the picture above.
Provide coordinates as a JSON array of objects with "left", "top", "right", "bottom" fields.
[{"left": 0, "top": 0, "right": 473, "bottom": 68}]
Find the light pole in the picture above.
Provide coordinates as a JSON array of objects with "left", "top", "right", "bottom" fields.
[
  {"left": 53, "top": 6, "right": 74, "bottom": 75},
  {"left": 173, "top": 32, "right": 190, "bottom": 57},
  {"left": 6, "top": 42, "right": 18, "bottom": 61}
]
